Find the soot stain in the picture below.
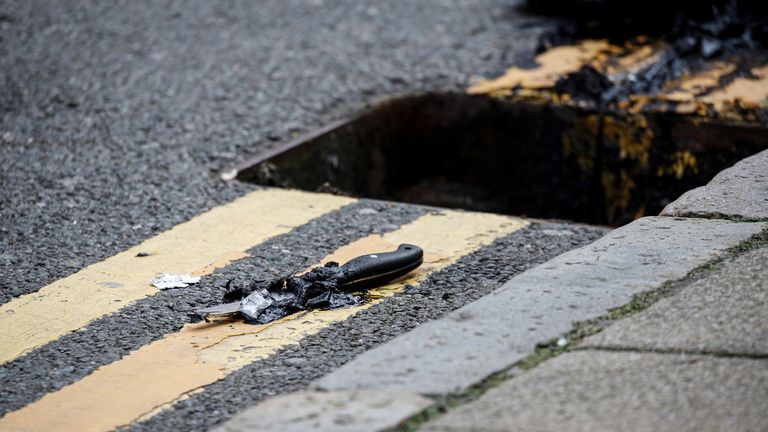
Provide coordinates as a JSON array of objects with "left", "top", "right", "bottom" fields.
[
  {"left": 217, "top": 262, "right": 360, "bottom": 325},
  {"left": 538, "top": 0, "right": 768, "bottom": 103}
]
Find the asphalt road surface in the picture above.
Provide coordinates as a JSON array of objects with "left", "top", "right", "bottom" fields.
[{"left": 0, "top": 0, "right": 553, "bottom": 303}]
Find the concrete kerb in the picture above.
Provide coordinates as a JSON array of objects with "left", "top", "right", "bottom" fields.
[
  {"left": 393, "top": 224, "right": 768, "bottom": 432},
  {"left": 660, "top": 148, "right": 768, "bottom": 222},
  {"left": 214, "top": 390, "right": 433, "bottom": 432},
  {"left": 313, "top": 217, "right": 764, "bottom": 396}
]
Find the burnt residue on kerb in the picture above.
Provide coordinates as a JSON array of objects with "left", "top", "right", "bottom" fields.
[{"left": 532, "top": 0, "right": 768, "bottom": 103}]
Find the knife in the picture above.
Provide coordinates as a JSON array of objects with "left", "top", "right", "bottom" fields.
[{"left": 195, "top": 243, "right": 423, "bottom": 323}]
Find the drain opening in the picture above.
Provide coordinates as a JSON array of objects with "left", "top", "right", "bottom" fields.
[{"left": 232, "top": 93, "right": 766, "bottom": 226}]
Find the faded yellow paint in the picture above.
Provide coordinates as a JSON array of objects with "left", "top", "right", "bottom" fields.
[
  {"left": 700, "top": 65, "right": 768, "bottom": 110},
  {"left": 661, "top": 62, "right": 737, "bottom": 103},
  {"left": 468, "top": 39, "right": 664, "bottom": 98},
  {"left": 642, "top": 62, "right": 767, "bottom": 119},
  {"left": 468, "top": 40, "right": 612, "bottom": 94},
  {"left": 466, "top": 34, "right": 765, "bottom": 122},
  {"left": 197, "top": 210, "right": 517, "bottom": 370},
  {"left": 611, "top": 43, "right": 662, "bottom": 74},
  {"left": 0, "top": 320, "right": 238, "bottom": 432},
  {"left": 0, "top": 188, "right": 354, "bottom": 365},
  {"left": 0, "top": 210, "right": 527, "bottom": 432},
  {"left": 133, "top": 389, "right": 204, "bottom": 424}
]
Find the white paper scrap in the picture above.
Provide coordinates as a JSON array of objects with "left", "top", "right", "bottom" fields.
[{"left": 150, "top": 273, "right": 201, "bottom": 290}]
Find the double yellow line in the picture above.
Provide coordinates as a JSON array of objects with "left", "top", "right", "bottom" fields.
[
  {"left": 0, "top": 189, "right": 353, "bottom": 365},
  {"left": 0, "top": 188, "right": 527, "bottom": 431}
]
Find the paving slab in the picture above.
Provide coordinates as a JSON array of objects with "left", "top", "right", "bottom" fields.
[
  {"left": 581, "top": 246, "right": 768, "bottom": 356},
  {"left": 421, "top": 351, "right": 768, "bottom": 432},
  {"left": 661, "top": 149, "right": 768, "bottom": 221},
  {"left": 213, "top": 390, "right": 432, "bottom": 432},
  {"left": 314, "top": 217, "right": 764, "bottom": 395}
]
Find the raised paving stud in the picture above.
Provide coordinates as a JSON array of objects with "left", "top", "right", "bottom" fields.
[
  {"left": 661, "top": 148, "right": 768, "bottom": 221},
  {"left": 314, "top": 217, "right": 765, "bottom": 395},
  {"left": 421, "top": 351, "right": 768, "bottom": 432},
  {"left": 214, "top": 390, "right": 432, "bottom": 432},
  {"left": 581, "top": 246, "right": 768, "bottom": 356}
]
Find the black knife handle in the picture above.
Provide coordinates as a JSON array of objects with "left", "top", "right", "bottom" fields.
[{"left": 338, "top": 244, "right": 423, "bottom": 290}]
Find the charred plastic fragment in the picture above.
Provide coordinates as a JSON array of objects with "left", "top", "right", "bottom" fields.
[
  {"left": 233, "top": 262, "right": 360, "bottom": 324},
  {"left": 195, "top": 244, "right": 423, "bottom": 324}
]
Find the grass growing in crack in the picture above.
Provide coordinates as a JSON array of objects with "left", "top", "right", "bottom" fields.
[
  {"left": 392, "top": 370, "right": 515, "bottom": 432},
  {"left": 726, "top": 226, "right": 768, "bottom": 254},
  {"left": 390, "top": 226, "right": 768, "bottom": 432},
  {"left": 680, "top": 212, "right": 768, "bottom": 224},
  {"left": 391, "top": 338, "right": 574, "bottom": 432}
]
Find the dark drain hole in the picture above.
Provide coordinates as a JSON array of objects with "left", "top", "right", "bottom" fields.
[{"left": 233, "top": 93, "right": 766, "bottom": 226}]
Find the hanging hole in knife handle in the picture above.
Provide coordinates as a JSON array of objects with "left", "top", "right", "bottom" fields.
[{"left": 339, "top": 243, "right": 423, "bottom": 290}]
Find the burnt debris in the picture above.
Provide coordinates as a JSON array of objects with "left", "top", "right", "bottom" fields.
[
  {"left": 194, "top": 244, "right": 424, "bottom": 324},
  {"left": 531, "top": 0, "right": 768, "bottom": 104},
  {"left": 531, "top": 0, "right": 767, "bottom": 49},
  {"left": 554, "top": 64, "right": 613, "bottom": 101},
  {"left": 224, "top": 262, "right": 362, "bottom": 324}
]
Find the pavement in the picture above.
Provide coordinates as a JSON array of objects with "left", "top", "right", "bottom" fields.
[
  {"left": 1, "top": 1, "right": 767, "bottom": 431},
  {"left": 421, "top": 249, "right": 768, "bottom": 432},
  {"left": 422, "top": 351, "right": 768, "bottom": 432}
]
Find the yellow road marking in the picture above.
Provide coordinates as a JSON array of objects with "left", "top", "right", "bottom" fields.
[
  {"left": 0, "top": 211, "right": 527, "bottom": 432},
  {"left": 699, "top": 64, "right": 768, "bottom": 109},
  {"left": 468, "top": 40, "right": 612, "bottom": 94},
  {"left": 660, "top": 61, "right": 737, "bottom": 103},
  {"left": 468, "top": 36, "right": 766, "bottom": 121},
  {"left": 609, "top": 42, "right": 663, "bottom": 75},
  {"left": 634, "top": 62, "right": 768, "bottom": 116},
  {"left": 467, "top": 39, "right": 665, "bottom": 97},
  {"left": 0, "top": 188, "right": 354, "bottom": 365}
]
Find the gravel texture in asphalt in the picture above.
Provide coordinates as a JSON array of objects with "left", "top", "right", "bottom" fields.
[{"left": 0, "top": 0, "right": 552, "bottom": 304}]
